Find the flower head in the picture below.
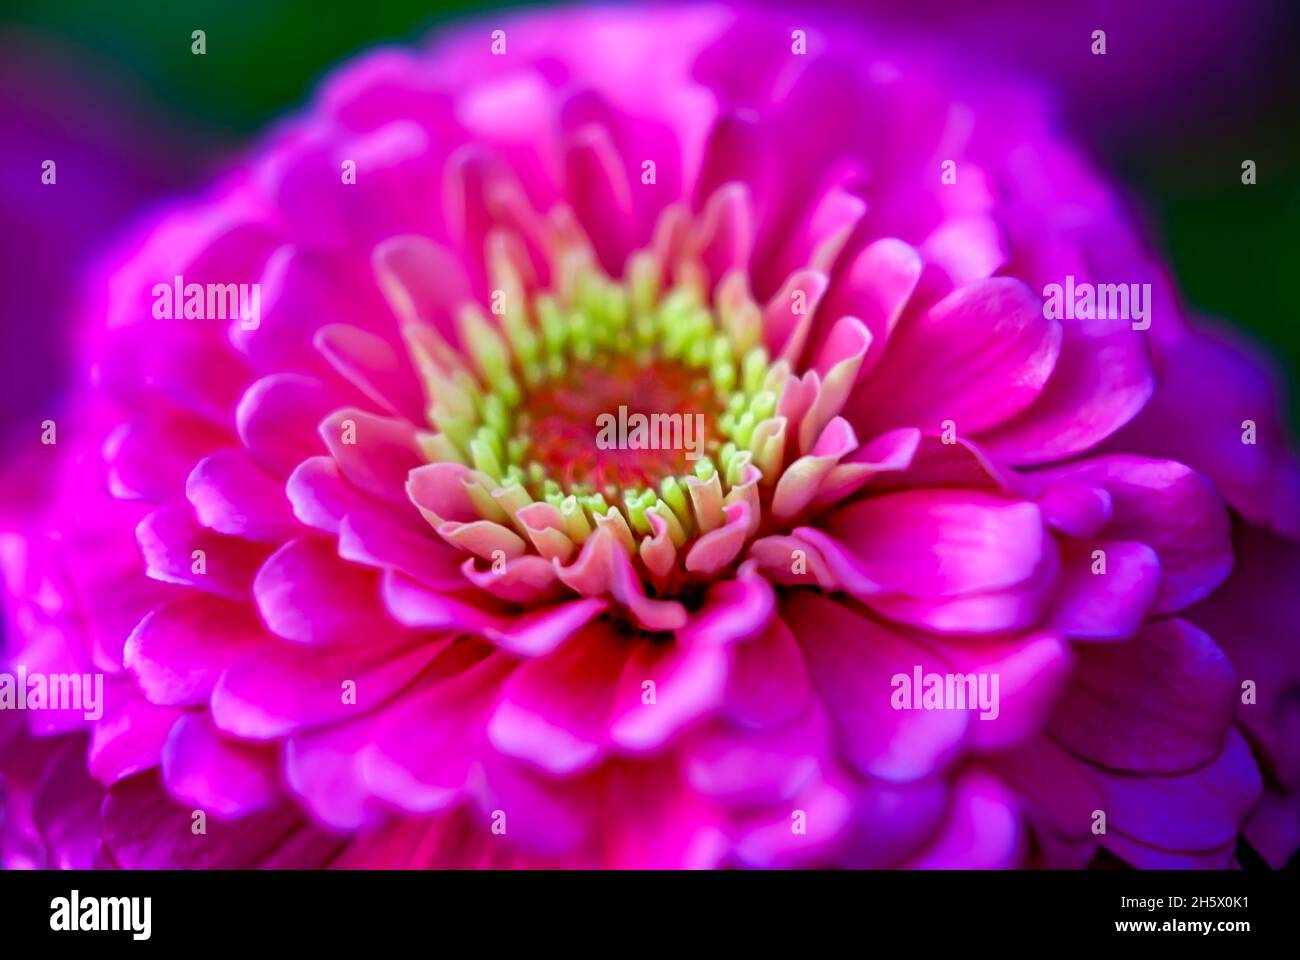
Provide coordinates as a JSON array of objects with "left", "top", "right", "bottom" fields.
[{"left": 3, "top": 3, "right": 1298, "bottom": 870}]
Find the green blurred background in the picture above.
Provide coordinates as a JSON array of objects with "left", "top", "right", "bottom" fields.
[{"left": 4, "top": 0, "right": 1298, "bottom": 423}]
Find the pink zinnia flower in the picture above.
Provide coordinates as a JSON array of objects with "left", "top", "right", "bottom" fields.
[{"left": 3, "top": 4, "right": 1298, "bottom": 869}]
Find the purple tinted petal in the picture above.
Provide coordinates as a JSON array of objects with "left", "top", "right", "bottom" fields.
[{"left": 1049, "top": 617, "right": 1236, "bottom": 773}]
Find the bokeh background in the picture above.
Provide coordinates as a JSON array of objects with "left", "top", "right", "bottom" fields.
[{"left": 2, "top": 0, "right": 1298, "bottom": 468}]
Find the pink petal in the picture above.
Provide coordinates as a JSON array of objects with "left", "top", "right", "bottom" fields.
[
  {"left": 487, "top": 621, "right": 630, "bottom": 775},
  {"left": 836, "top": 777, "right": 951, "bottom": 869},
  {"left": 862, "top": 432, "right": 1021, "bottom": 497},
  {"left": 186, "top": 448, "right": 300, "bottom": 543},
  {"left": 1048, "top": 539, "right": 1160, "bottom": 640},
  {"left": 88, "top": 681, "right": 183, "bottom": 785},
  {"left": 338, "top": 508, "right": 467, "bottom": 592},
  {"left": 906, "top": 770, "right": 1023, "bottom": 869},
  {"left": 695, "top": 182, "right": 754, "bottom": 282},
  {"left": 731, "top": 772, "right": 854, "bottom": 869},
  {"left": 936, "top": 632, "right": 1071, "bottom": 750},
  {"left": 724, "top": 615, "right": 810, "bottom": 729},
  {"left": 565, "top": 124, "right": 634, "bottom": 273},
  {"left": 1048, "top": 617, "right": 1236, "bottom": 773},
  {"left": 286, "top": 455, "right": 374, "bottom": 533},
  {"left": 763, "top": 267, "right": 829, "bottom": 361},
  {"left": 211, "top": 631, "right": 445, "bottom": 740},
  {"left": 361, "top": 650, "right": 513, "bottom": 815},
  {"left": 822, "top": 489, "right": 1045, "bottom": 598},
  {"left": 104, "top": 412, "right": 231, "bottom": 503},
  {"left": 253, "top": 536, "right": 383, "bottom": 644},
  {"left": 161, "top": 711, "right": 280, "bottom": 817},
  {"left": 1105, "top": 319, "right": 1300, "bottom": 539},
  {"left": 980, "top": 324, "right": 1154, "bottom": 466},
  {"left": 677, "top": 563, "right": 776, "bottom": 648},
  {"left": 787, "top": 593, "right": 967, "bottom": 781},
  {"left": 235, "top": 373, "right": 340, "bottom": 477},
  {"left": 136, "top": 504, "right": 272, "bottom": 600},
  {"left": 680, "top": 707, "right": 825, "bottom": 806},
  {"left": 319, "top": 407, "right": 422, "bottom": 506},
  {"left": 102, "top": 771, "right": 327, "bottom": 869},
  {"left": 812, "top": 237, "right": 921, "bottom": 376},
  {"left": 602, "top": 759, "right": 729, "bottom": 869},
  {"left": 460, "top": 554, "right": 564, "bottom": 604},
  {"left": 284, "top": 717, "right": 392, "bottom": 831},
  {"left": 554, "top": 526, "right": 687, "bottom": 631},
  {"left": 1029, "top": 455, "right": 1232, "bottom": 613},
  {"left": 1095, "top": 726, "right": 1262, "bottom": 858},
  {"left": 607, "top": 631, "right": 730, "bottom": 753},
  {"left": 314, "top": 322, "right": 423, "bottom": 422},
  {"left": 846, "top": 276, "right": 1061, "bottom": 437},
  {"left": 683, "top": 499, "right": 752, "bottom": 576},
  {"left": 475, "top": 750, "right": 603, "bottom": 857},
  {"left": 124, "top": 593, "right": 265, "bottom": 707},
  {"left": 1033, "top": 478, "right": 1113, "bottom": 538}
]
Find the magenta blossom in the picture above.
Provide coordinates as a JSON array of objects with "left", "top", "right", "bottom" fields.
[{"left": 3, "top": 4, "right": 1298, "bottom": 870}]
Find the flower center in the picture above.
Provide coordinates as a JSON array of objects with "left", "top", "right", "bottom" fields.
[
  {"left": 407, "top": 247, "right": 788, "bottom": 549},
  {"left": 516, "top": 353, "right": 724, "bottom": 492}
]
